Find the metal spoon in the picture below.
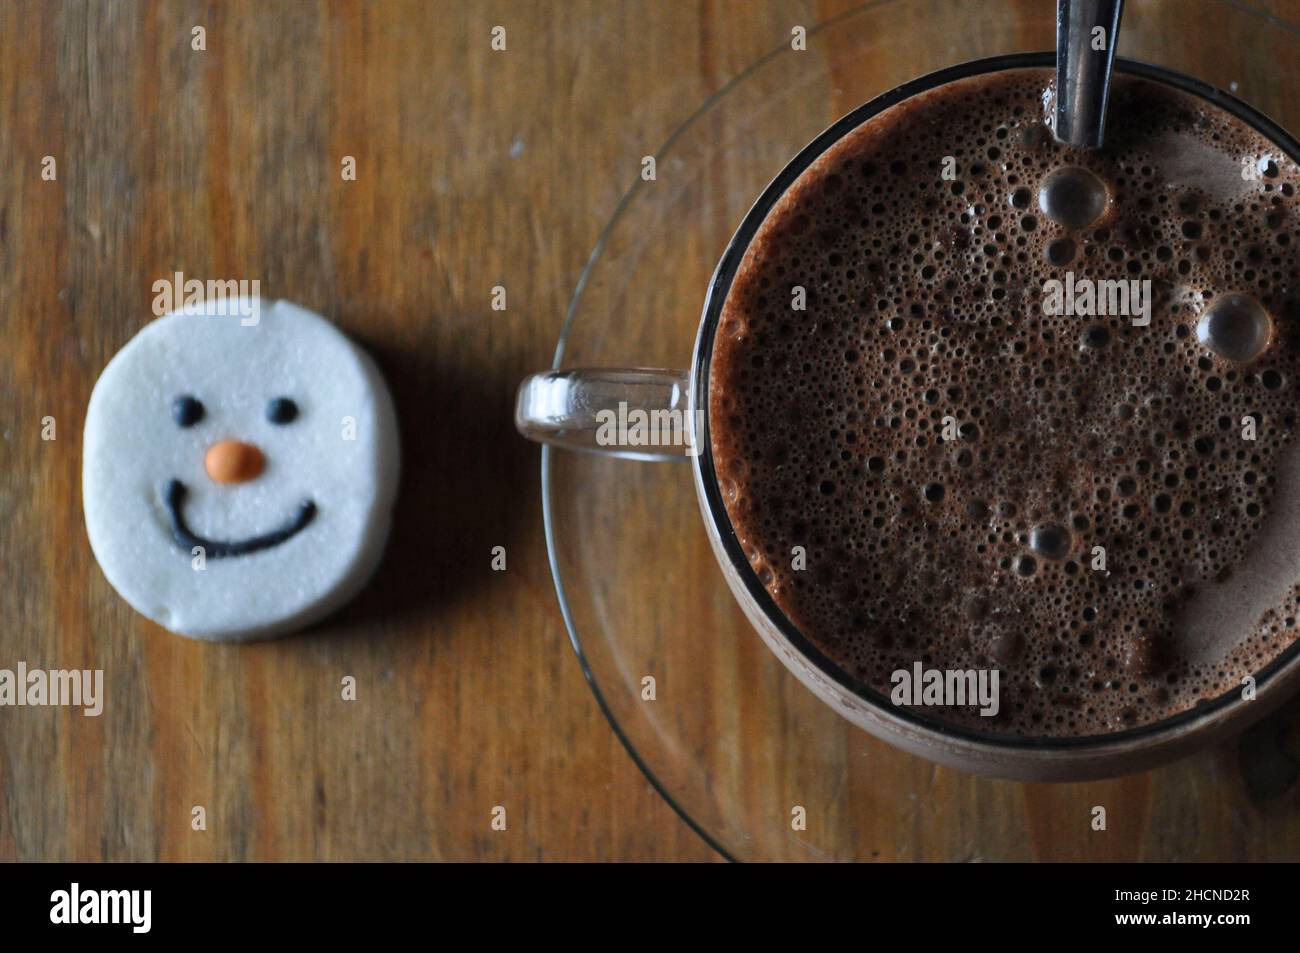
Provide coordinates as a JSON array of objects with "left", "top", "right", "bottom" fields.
[{"left": 1054, "top": 0, "right": 1125, "bottom": 148}]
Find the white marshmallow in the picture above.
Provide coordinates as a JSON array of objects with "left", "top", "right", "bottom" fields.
[{"left": 83, "top": 298, "right": 400, "bottom": 641}]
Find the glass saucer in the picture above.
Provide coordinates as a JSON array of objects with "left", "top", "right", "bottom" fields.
[{"left": 542, "top": 0, "right": 1300, "bottom": 861}]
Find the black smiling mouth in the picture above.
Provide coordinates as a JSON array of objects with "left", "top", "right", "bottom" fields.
[{"left": 164, "top": 479, "right": 317, "bottom": 558}]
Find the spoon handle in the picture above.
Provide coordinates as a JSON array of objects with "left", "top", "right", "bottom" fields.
[{"left": 1055, "top": 0, "right": 1125, "bottom": 148}]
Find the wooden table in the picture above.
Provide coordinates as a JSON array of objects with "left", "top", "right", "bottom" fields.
[{"left": 3, "top": 0, "right": 1300, "bottom": 862}]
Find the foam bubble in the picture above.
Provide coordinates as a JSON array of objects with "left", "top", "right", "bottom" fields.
[
  {"left": 1196, "top": 293, "right": 1273, "bottom": 363},
  {"left": 1038, "top": 166, "right": 1108, "bottom": 230},
  {"left": 1030, "top": 523, "right": 1072, "bottom": 560}
]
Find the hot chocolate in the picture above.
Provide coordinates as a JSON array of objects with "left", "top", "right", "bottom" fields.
[{"left": 709, "top": 68, "right": 1300, "bottom": 737}]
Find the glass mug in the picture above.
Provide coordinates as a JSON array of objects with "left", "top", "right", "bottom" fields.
[{"left": 516, "top": 52, "right": 1300, "bottom": 781}]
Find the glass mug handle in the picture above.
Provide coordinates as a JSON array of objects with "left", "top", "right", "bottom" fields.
[{"left": 515, "top": 368, "right": 696, "bottom": 462}]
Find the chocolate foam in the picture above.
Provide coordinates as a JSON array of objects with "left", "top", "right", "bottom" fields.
[{"left": 709, "top": 68, "right": 1300, "bottom": 737}]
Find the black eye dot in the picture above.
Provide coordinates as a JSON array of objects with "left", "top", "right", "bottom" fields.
[
  {"left": 267, "top": 397, "right": 299, "bottom": 424},
  {"left": 172, "top": 395, "right": 204, "bottom": 428}
]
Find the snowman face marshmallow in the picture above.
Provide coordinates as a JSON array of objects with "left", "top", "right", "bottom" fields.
[{"left": 83, "top": 299, "right": 400, "bottom": 641}]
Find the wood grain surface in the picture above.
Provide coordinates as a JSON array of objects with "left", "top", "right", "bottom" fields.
[{"left": 2, "top": 0, "right": 1300, "bottom": 862}]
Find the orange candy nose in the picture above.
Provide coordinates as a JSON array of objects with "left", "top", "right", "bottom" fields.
[{"left": 204, "top": 440, "right": 266, "bottom": 484}]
